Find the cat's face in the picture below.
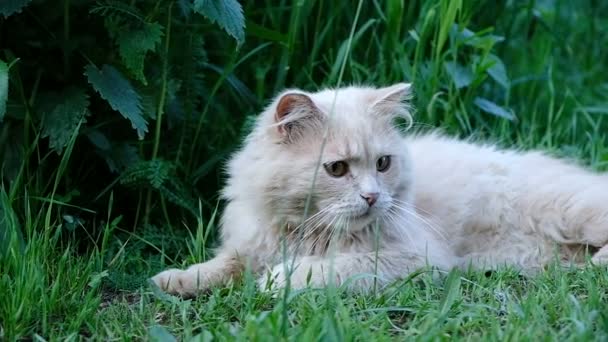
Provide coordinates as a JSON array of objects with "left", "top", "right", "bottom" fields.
[
  {"left": 259, "top": 84, "right": 413, "bottom": 233},
  {"left": 312, "top": 131, "right": 411, "bottom": 232}
]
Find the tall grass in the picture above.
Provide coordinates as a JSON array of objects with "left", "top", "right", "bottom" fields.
[{"left": 1, "top": 0, "right": 608, "bottom": 339}]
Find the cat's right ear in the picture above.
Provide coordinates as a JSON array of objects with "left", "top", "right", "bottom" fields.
[{"left": 273, "top": 92, "right": 321, "bottom": 142}]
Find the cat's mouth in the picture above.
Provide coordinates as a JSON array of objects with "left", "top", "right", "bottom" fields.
[
  {"left": 351, "top": 208, "right": 377, "bottom": 221},
  {"left": 353, "top": 211, "right": 371, "bottom": 219},
  {"left": 349, "top": 206, "right": 389, "bottom": 224}
]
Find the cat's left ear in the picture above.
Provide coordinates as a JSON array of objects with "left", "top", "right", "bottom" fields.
[
  {"left": 272, "top": 92, "right": 323, "bottom": 143},
  {"left": 370, "top": 83, "right": 412, "bottom": 120}
]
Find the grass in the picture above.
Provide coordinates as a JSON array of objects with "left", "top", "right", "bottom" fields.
[{"left": 2, "top": 0, "right": 608, "bottom": 340}]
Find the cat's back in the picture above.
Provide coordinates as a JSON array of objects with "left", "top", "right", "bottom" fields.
[
  {"left": 404, "top": 132, "right": 583, "bottom": 207},
  {"left": 405, "top": 132, "right": 517, "bottom": 185},
  {"left": 404, "top": 133, "right": 522, "bottom": 232}
]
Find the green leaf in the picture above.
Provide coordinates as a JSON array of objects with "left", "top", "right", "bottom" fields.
[
  {"left": 453, "top": 25, "right": 504, "bottom": 50},
  {"left": 467, "top": 34, "right": 505, "bottom": 50},
  {"left": 88, "top": 270, "right": 109, "bottom": 289},
  {"left": 474, "top": 97, "right": 516, "bottom": 121},
  {"left": 105, "top": 143, "right": 140, "bottom": 173},
  {"left": 439, "top": 269, "right": 461, "bottom": 316},
  {"left": 0, "top": 60, "right": 7, "bottom": 122},
  {"left": 189, "top": 330, "right": 214, "bottom": 342},
  {"left": 444, "top": 61, "right": 473, "bottom": 89},
  {"left": 86, "top": 129, "right": 111, "bottom": 151},
  {"left": 120, "top": 160, "right": 173, "bottom": 189},
  {"left": 0, "top": 0, "right": 33, "bottom": 17},
  {"left": 90, "top": 1, "right": 145, "bottom": 21},
  {"left": 84, "top": 64, "right": 148, "bottom": 139},
  {"left": 486, "top": 54, "right": 510, "bottom": 89},
  {"left": 328, "top": 18, "right": 377, "bottom": 82},
  {"left": 117, "top": 22, "right": 164, "bottom": 85},
  {"left": 148, "top": 325, "right": 177, "bottom": 342},
  {"left": 575, "top": 105, "right": 608, "bottom": 115},
  {"left": 177, "top": 0, "right": 193, "bottom": 18},
  {"left": 246, "top": 20, "right": 287, "bottom": 42},
  {"left": 0, "top": 188, "right": 24, "bottom": 258},
  {"left": 41, "top": 87, "right": 90, "bottom": 153},
  {"left": 193, "top": 0, "right": 245, "bottom": 44}
]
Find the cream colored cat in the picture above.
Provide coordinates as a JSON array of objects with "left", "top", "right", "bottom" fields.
[{"left": 152, "top": 83, "right": 608, "bottom": 297}]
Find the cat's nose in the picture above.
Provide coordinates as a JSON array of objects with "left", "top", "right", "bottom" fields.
[{"left": 360, "top": 192, "right": 379, "bottom": 207}]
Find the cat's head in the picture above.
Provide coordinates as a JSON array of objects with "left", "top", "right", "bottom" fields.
[{"left": 230, "top": 84, "right": 414, "bottom": 233}]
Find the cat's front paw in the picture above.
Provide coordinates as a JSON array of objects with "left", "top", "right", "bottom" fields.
[
  {"left": 151, "top": 268, "right": 205, "bottom": 297},
  {"left": 258, "top": 258, "right": 334, "bottom": 291}
]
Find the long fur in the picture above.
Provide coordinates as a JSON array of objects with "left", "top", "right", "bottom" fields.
[{"left": 152, "top": 84, "right": 608, "bottom": 297}]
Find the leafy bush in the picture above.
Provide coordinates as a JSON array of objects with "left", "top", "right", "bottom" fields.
[{"left": 1, "top": 0, "right": 248, "bottom": 237}]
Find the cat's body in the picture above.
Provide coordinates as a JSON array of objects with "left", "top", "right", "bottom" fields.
[
  {"left": 153, "top": 84, "right": 608, "bottom": 297},
  {"left": 408, "top": 134, "right": 608, "bottom": 269}
]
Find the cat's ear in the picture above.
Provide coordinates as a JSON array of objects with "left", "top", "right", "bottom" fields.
[
  {"left": 370, "top": 83, "right": 413, "bottom": 122},
  {"left": 273, "top": 92, "right": 322, "bottom": 142}
]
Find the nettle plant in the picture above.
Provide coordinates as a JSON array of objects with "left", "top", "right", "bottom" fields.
[
  {"left": 0, "top": 0, "right": 516, "bottom": 242},
  {"left": 0, "top": 0, "right": 246, "bottom": 230}
]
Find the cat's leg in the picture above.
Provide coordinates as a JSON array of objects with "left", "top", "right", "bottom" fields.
[
  {"left": 151, "top": 253, "right": 244, "bottom": 297},
  {"left": 151, "top": 200, "right": 275, "bottom": 297},
  {"left": 591, "top": 245, "right": 608, "bottom": 264},
  {"left": 510, "top": 156, "right": 608, "bottom": 265},
  {"left": 258, "top": 250, "right": 442, "bottom": 292},
  {"left": 522, "top": 176, "right": 608, "bottom": 252}
]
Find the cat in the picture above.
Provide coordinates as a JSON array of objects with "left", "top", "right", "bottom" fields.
[{"left": 152, "top": 83, "right": 608, "bottom": 297}]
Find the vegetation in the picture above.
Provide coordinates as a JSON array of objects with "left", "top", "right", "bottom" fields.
[{"left": 1, "top": 0, "right": 607, "bottom": 339}]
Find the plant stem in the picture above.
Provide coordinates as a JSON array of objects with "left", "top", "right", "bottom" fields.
[
  {"left": 151, "top": 3, "right": 172, "bottom": 160},
  {"left": 145, "top": 3, "right": 172, "bottom": 226},
  {"left": 63, "top": 0, "right": 70, "bottom": 79}
]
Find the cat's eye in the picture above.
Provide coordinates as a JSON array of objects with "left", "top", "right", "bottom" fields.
[
  {"left": 324, "top": 161, "right": 349, "bottom": 177},
  {"left": 376, "top": 156, "right": 391, "bottom": 172}
]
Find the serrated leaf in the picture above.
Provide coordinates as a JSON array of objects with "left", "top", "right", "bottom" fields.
[
  {"left": 117, "top": 22, "right": 164, "bottom": 85},
  {"left": 0, "top": 0, "right": 33, "bottom": 17},
  {"left": 90, "top": 1, "right": 145, "bottom": 21},
  {"left": 177, "top": 0, "right": 193, "bottom": 18},
  {"left": 0, "top": 60, "right": 7, "bottom": 122},
  {"left": 84, "top": 64, "right": 148, "bottom": 139},
  {"left": 41, "top": 88, "right": 90, "bottom": 153},
  {"left": 474, "top": 97, "right": 516, "bottom": 121},
  {"left": 139, "top": 89, "right": 158, "bottom": 119},
  {"left": 486, "top": 54, "right": 510, "bottom": 89},
  {"left": 120, "top": 160, "right": 172, "bottom": 188},
  {"left": 444, "top": 61, "right": 473, "bottom": 89},
  {"left": 193, "top": 0, "right": 245, "bottom": 44}
]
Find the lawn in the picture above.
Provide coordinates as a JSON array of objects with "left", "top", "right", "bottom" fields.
[{"left": 1, "top": 0, "right": 608, "bottom": 340}]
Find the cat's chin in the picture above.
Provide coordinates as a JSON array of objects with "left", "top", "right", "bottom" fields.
[{"left": 347, "top": 211, "right": 384, "bottom": 231}]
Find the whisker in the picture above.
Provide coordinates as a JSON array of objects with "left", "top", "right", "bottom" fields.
[
  {"left": 288, "top": 205, "right": 335, "bottom": 237},
  {"left": 313, "top": 214, "right": 339, "bottom": 254},
  {"left": 383, "top": 208, "right": 415, "bottom": 246},
  {"left": 389, "top": 201, "right": 446, "bottom": 240},
  {"left": 392, "top": 199, "right": 445, "bottom": 228},
  {"left": 301, "top": 209, "right": 335, "bottom": 241}
]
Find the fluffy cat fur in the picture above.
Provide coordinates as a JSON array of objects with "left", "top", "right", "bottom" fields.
[{"left": 152, "top": 83, "right": 608, "bottom": 297}]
